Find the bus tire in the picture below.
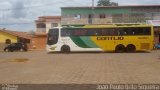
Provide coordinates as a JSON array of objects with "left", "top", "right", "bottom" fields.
[
  {"left": 126, "top": 44, "right": 136, "bottom": 53},
  {"left": 61, "top": 45, "right": 70, "bottom": 53},
  {"left": 115, "top": 44, "right": 126, "bottom": 53}
]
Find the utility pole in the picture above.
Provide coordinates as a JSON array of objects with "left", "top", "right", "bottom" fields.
[
  {"left": 89, "top": 0, "right": 94, "bottom": 24},
  {"left": 92, "top": 0, "right": 94, "bottom": 8}
]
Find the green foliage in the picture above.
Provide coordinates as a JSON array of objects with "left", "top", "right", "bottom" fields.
[{"left": 97, "top": 0, "right": 118, "bottom": 6}]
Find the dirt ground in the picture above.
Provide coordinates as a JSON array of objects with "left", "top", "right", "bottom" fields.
[{"left": 0, "top": 50, "right": 160, "bottom": 84}]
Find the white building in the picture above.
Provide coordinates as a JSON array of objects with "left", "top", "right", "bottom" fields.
[{"left": 35, "top": 16, "right": 61, "bottom": 34}]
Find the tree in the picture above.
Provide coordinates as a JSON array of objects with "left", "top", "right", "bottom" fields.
[{"left": 97, "top": 0, "right": 118, "bottom": 6}]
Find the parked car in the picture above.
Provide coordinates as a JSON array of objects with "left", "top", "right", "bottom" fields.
[
  {"left": 4, "top": 43, "right": 28, "bottom": 52},
  {"left": 155, "top": 43, "right": 160, "bottom": 49}
]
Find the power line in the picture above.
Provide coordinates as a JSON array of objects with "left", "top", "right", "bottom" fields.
[
  {"left": 0, "top": 22, "right": 34, "bottom": 25},
  {"left": 0, "top": 0, "right": 92, "bottom": 26},
  {"left": 0, "top": 0, "right": 89, "bottom": 11}
]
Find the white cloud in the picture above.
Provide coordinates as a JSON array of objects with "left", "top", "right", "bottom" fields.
[
  {"left": 111, "top": 0, "right": 160, "bottom": 5},
  {"left": 0, "top": 0, "right": 160, "bottom": 31}
]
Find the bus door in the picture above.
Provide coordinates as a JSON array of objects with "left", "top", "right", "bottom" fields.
[{"left": 47, "top": 29, "right": 59, "bottom": 45}]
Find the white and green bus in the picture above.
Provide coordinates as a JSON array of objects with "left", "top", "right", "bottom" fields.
[{"left": 46, "top": 24, "right": 154, "bottom": 53}]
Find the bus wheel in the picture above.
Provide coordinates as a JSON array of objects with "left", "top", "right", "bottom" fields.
[
  {"left": 115, "top": 44, "right": 126, "bottom": 53},
  {"left": 126, "top": 44, "right": 136, "bottom": 53},
  {"left": 61, "top": 45, "right": 70, "bottom": 53}
]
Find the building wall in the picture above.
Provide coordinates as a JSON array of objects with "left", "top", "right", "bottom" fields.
[
  {"left": 31, "top": 36, "right": 46, "bottom": 50},
  {"left": 45, "top": 18, "right": 61, "bottom": 33},
  {"left": 34, "top": 16, "right": 61, "bottom": 50},
  {"left": 61, "top": 6, "right": 160, "bottom": 25},
  {"left": 36, "top": 17, "right": 61, "bottom": 34},
  {"left": 0, "top": 32, "right": 17, "bottom": 43},
  {"left": 0, "top": 32, "right": 17, "bottom": 51}
]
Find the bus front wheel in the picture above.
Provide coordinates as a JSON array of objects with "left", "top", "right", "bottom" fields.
[
  {"left": 61, "top": 45, "right": 70, "bottom": 53},
  {"left": 115, "top": 44, "right": 126, "bottom": 53},
  {"left": 126, "top": 44, "right": 136, "bottom": 52}
]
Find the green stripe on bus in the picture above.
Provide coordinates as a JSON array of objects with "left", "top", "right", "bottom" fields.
[
  {"left": 70, "top": 36, "right": 91, "bottom": 48},
  {"left": 80, "top": 36, "right": 99, "bottom": 48}
]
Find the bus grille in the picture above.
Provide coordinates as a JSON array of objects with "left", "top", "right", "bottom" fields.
[{"left": 140, "top": 43, "right": 150, "bottom": 49}]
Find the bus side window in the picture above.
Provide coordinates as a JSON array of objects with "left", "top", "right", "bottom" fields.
[
  {"left": 94, "top": 30, "right": 98, "bottom": 36},
  {"left": 132, "top": 31, "right": 135, "bottom": 35},
  {"left": 61, "top": 29, "right": 66, "bottom": 36},
  {"left": 108, "top": 29, "right": 115, "bottom": 36},
  {"left": 95, "top": 29, "right": 102, "bottom": 36},
  {"left": 132, "top": 28, "right": 136, "bottom": 35},
  {"left": 102, "top": 29, "right": 107, "bottom": 36},
  {"left": 144, "top": 27, "right": 151, "bottom": 35},
  {"left": 81, "top": 29, "right": 87, "bottom": 36},
  {"left": 132, "top": 28, "right": 138, "bottom": 35},
  {"left": 74, "top": 30, "right": 81, "bottom": 36},
  {"left": 87, "top": 29, "right": 100, "bottom": 36},
  {"left": 87, "top": 29, "right": 94, "bottom": 36},
  {"left": 65, "top": 30, "right": 70, "bottom": 36},
  {"left": 123, "top": 28, "right": 132, "bottom": 35},
  {"left": 117, "top": 28, "right": 124, "bottom": 35},
  {"left": 61, "top": 29, "right": 70, "bottom": 36}
]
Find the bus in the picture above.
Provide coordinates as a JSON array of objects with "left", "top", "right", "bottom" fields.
[{"left": 46, "top": 24, "right": 154, "bottom": 53}]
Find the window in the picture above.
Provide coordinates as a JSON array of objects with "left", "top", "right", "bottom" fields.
[
  {"left": 36, "top": 23, "right": 46, "bottom": 28},
  {"left": 73, "top": 29, "right": 87, "bottom": 36},
  {"left": 62, "top": 28, "right": 116, "bottom": 36},
  {"left": 74, "top": 14, "right": 81, "bottom": 19},
  {"left": 145, "top": 13, "right": 152, "bottom": 19},
  {"left": 5, "top": 39, "right": 11, "bottom": 44},
  {"left": 117, "top": 27, "right": 151, "bottom": 35},
  {"left": 51, "top": 23, "right": 58, "bottom": 27},
  {"left": 61, "top": 28, "right": 73, "bottom": 36},
  {"left": 99, "top": 14, "right": 106, "bottom": 18},
  {"left": 47, "top": 29, "right": 59, "bottom": 45},
  {"left": 61, "top": 27, "right": 151, "bottom": 36}
]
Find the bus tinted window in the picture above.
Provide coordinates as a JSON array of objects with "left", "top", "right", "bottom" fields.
[
  {"left": 117, "top": 27, "right": 151, "bottom": 35},
  {"left": 131, "top": 27, "right": 151, "bottom": 35},
  {"left": 74, "top": 29, "right": 87, "bottom": 36},
  {"left": 87, "top": 29, "right": 102, "bottom": 36},
  {"left": 61, "top": 27, "right": 151, "bottom": 36},
  {"left": 144, "top": 27, "right": 151, "bottom": 35},
  {"left": 61, "top": 28, "right": 74, "bottom": 36},
  {"left": 47, "top": 29, "right": 59, "bottom": 45}
]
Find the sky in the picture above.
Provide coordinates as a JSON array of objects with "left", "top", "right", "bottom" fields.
[{"left": 0, "top": 0, "right": 160, "bottom": 32}]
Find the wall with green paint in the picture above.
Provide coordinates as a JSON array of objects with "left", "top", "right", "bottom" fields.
[
  {"left": 62, "top": 7, "right": 131, "bottom": 15},
  {"left": 61, "top": 6, "right": 160, "bottom": 25}
]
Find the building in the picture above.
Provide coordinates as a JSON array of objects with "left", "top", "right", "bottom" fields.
[
  {"left": 35, "top": 16, "right": 61, "bottom": 34},
  {"left": 61, "top": 5, "right": 160, "bottom": 25},
  {"left": 31, "top": 33, "right": 47, "bottom": 50},
  {"left": 0, "top": 29, "right": 31, "bottom": 51},
  {"left": 61, "top": 5, "right": 160, "bottom": 44},
  {"left": 32, "top": 16, "right": 61, "bottom": 50}
]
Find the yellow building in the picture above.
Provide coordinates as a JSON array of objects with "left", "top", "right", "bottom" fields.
[
  {"left": 0, "top": 29, "right": 31, "bottom": 51},
  {"left": 0, "top": 30, "right": 17, "bottom": 43}
]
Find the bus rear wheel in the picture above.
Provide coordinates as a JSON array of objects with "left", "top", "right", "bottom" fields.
[
  {"left": 61, "top": 45, "right": 70, "bottom": 53},
  {"left": 126, "top": 44, "right": 136, "bottom": 52},
  {"left": 115, "top": 44, "right": 126, "bottom": 53}
]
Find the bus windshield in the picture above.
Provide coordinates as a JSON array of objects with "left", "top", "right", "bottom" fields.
[{"left": 47, "top": 29, "right": 59, "bottom": 45}]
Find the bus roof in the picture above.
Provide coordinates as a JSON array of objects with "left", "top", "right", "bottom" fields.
[{"left": 62, "top": 23, "right": 152, "bottom": 28}]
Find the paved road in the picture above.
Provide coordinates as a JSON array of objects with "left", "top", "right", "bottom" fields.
[{"left": 0, "top": 50, "right": 160, "bottom": 84}]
